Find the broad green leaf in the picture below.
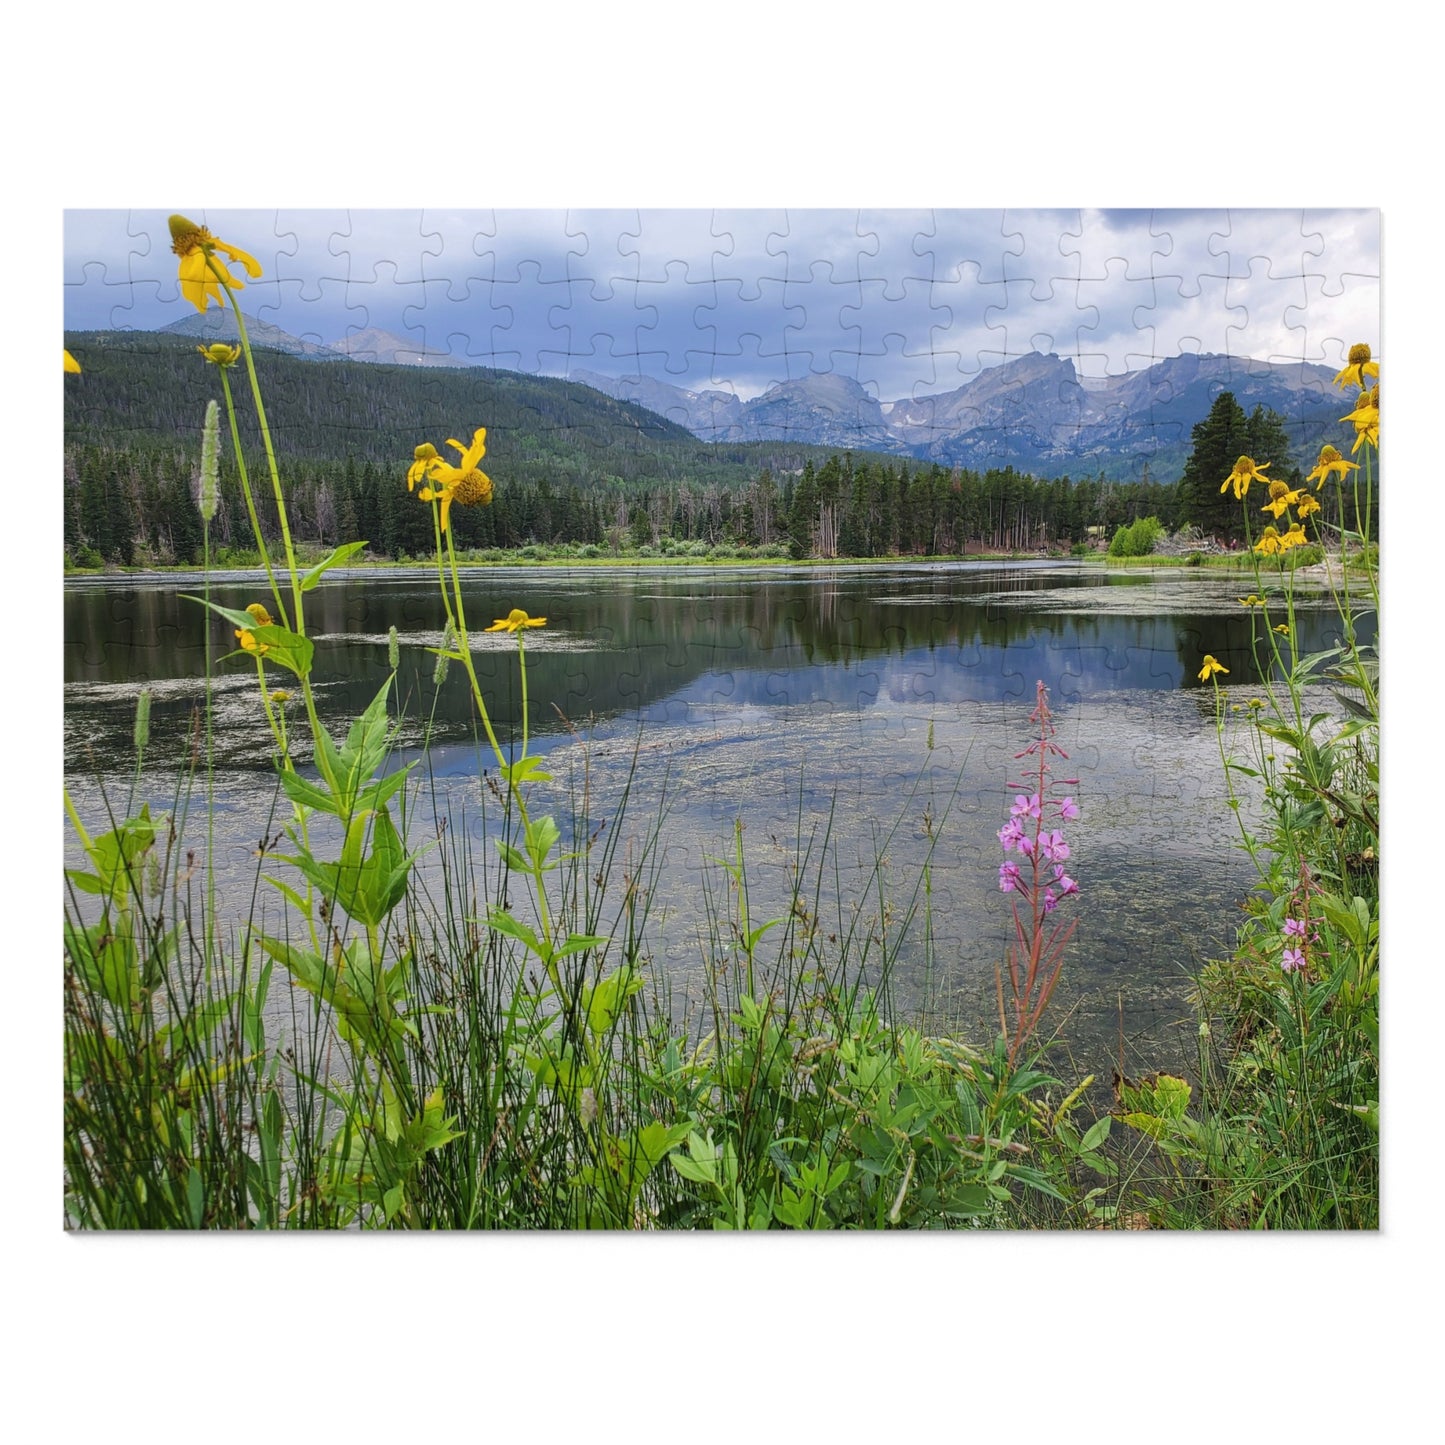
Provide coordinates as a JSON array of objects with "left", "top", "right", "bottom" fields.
[
  {"left": 496, "top": 840, "right": 532, "bottom": 874},
  {"left": 278, "top": 766, "right": 338, "bottom": 815},
  {"left": 486, "top": 907, "right": 545, "bottom": 960},
  {"left": 64, "top": 914, "right": 138, "bottom": 1010},
  {"left": 182, "top": 595, "right": 283, "bottom": 633},
  {"left": 233, "top": 624, "right": 314, "bottom": 680},
  {"left": 326, "top": 678, "right": 395, "bottom": 814},
  {"left": 1079, "top": 1115, "right": 1112, "bottom": 1153},
  {"left": 81, "top": 806, "right": 156, "bottom": 901},
  {"left": 501, "top": 755, "right": 554, "bottom": 787},
  {"left": 583, "top": 964, "right": 644, "bottom": 1038},
  {"left": 525, "top": 814, "right": 562, "bottom": 872},
  {"left": 300, "top": 541, "right": 368, "bottom": 593},
  {"left": 354, "top": 762, "right": 415, "bottom": 816}
]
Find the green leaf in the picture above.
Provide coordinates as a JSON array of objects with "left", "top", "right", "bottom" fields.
[
  {"left": 274, "top": 806, "right": 414, "bottom": 927},
  {"left": 354, "top": 762, "right": 415, "bottom": 816},
  {"left": 182, "top": 595, "right": 280, "bottom": 633},
  {"left": 247, "top": 625, "right": 315, "bottom": 679},
  {"left": 525, "top": 814, "right": 562, "bottom": 872},
  {"left": 583, "top": 964, "right": 645, "bottom": 1038},
  {"left": 331, "top": 679, "right": 396, "bottom": 814},
  {"left": 80, "top": 806, "right": 156, "bottom": 901},
  {"left": 1079, "top": 1115, "right": 1112, "bottom": 1153},
  {"left": 554, "top": 932, "right": 609, "bottom": 961},
  {"left": 300, "top": 542, "right": 368, "bottom": 593},
  {"left": 501, "top": 755, "right": 554, "bottom": 787},
  {"left": 262, "top": 872, "right": 313, "bottom": 920},
  {"left": 278, "top": 766, "right": 339, "bottom": 816},
  {"left": 669, "top": 1153, "right": 716, "bottom": 1185},
  {"left": 64, "top": 913, "right": 138, "bottom": 1010},
  {"left": 486, "top": 907, "right": 544, "bottom": 960}
]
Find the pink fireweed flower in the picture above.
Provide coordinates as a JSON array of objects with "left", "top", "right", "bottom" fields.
[
  {"left": 1281, "top": 947, "right": 1306, "bottom": 973},
  {"left": 1016, "top": 834, "right": 1034, "bottom": 857},
  {"left": 1283, "top": 917, "right": 1307, "bottom": 939},
  {"left": 1039, "top": 830, "right": 1070, "bottom": 864},
  {"left": 998, "top": 818, "right": 1027, "bottom": 852},
  {"left": 1057, "top": 797, "right": 1079, "bottom": 821},
  {"left": 1042, "top": 889, "right": 1059, "bottom": 915},
  {"left": 1053, "top": 868, "right": 1079, "bottom": 897},
  {"left": 999, "top": 861, "right": 1022, "bottom": 893},
  {"left": 1010, "top": 793, "right": 1042, "bottom": 821}
]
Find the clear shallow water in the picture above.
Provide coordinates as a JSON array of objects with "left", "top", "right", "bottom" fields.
[{"left": 64, "top": 562, "right": 1369, "bottom": 1075}]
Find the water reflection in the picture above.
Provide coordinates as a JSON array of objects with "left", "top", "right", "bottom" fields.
[
  {"left": 64, "top": 562, "right": 1365, "bottom": 1075},
  {"left": 65, "top": 562, "right": 1370, "bottom": 775}
]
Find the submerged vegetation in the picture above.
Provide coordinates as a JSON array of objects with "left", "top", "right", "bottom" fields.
[{"left": 62, "top": 217, "right": 1380, "bottom": 1229}]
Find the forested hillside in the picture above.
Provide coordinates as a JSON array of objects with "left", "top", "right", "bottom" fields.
[{"left": 64, "top": 330, "right": 1197, "bottom": 564}]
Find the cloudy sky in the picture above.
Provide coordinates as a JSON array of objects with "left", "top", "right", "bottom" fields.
[{"left": 64, "top": 207, "right": 1379, "bottom": 401}]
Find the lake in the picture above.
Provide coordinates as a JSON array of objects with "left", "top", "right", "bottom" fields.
[{"left": 64, "top": 560, "right": 1369, "bottom": 1078}]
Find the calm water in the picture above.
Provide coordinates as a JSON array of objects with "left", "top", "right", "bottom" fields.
[{"left": 64, "top": 561, "right": 1369, "bottom": 1075}]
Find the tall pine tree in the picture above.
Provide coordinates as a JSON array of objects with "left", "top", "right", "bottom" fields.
[{"left": 1179, "top": 391, "right": 1251, "bottom": 540}]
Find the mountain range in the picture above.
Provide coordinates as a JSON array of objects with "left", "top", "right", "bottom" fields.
[{"left": 155, "top": 312, "right": 1349, "bottom": 477}]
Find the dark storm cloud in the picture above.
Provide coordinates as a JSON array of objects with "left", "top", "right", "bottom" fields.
[{"left": 64, "top": 208, "right": 1379, "bottom": 400}]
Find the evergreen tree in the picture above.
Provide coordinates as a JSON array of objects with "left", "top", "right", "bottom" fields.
[
  {"left": 1178, "top": 391, "right": 1251, "bottom": 540},
  {"left": 788, "top": 462, "right": 818, "bottom": 558}
]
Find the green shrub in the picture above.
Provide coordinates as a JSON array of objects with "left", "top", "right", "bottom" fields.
[{"left": 1107, "top": 516, "right": 1164, "bottom": 557}]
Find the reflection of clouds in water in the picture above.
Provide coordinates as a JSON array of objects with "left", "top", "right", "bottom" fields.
[{"left": 63, "top": 681, "right": 1264, "bottom": 1077}]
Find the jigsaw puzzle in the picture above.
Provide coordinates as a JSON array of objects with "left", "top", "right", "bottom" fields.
[{"left": 62, "top": 209, "right": 1381, "bottom": 1235}]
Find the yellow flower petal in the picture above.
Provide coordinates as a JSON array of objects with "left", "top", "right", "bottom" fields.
[
  {"left": 484, "top": 608, "right": 546, "bottom": 633},
  {"left": 64, "top": 349, "right": 81, "bottom": 373},
  {"left": 1333, "top": 343, "right": 1379, "bottom": 391},
  {"left": 1221, "top": 455, "right": 1269, "bottom": 500},
  {"left": 1306, "top": 444, "right": 1358, "bottom": 490},
  {"left": 1198, "top": 655, "right": 1229, "bottom": 681}
]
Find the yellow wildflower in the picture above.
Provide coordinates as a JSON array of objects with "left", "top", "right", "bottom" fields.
[
  {"left": 1306, "top": 443, "right": 1356, "bottom": 490},
  {"left": 407, "top": 443, "right": 441, "bottom": 491},
  {"left": 1198, "top": 655, "right": 1229, "bottom": 681},
  {"left": 64, "top": 349, "right": 81, "bottom": 373},
  {"left": 269, "top": 689, "right": 291, "bottom": 704},
  {"left": 1261, "top": 480, "right": 1303, "bottom": 520},
  {"left": 1221, "top": 455, "right": 1270, "bottom": 500},
  {"left": 1273, "top": 624, "right": 1291, "bottom": 637},
  {"left": 236, "top": 602, "right": 274, "bottom": 654},
  {"left": 414, "top": 427, "right": 493, "bottom": 533},
  {"left": 1296, "top": 494, "right": 1321, "bottom": 519},
  {"left": 1280, "top": 524, "right": 1307, "bottom": 551},
  {"left": 169, "top": 213, "right": 262, "bottom": 313},
  {"left": 1340, "top": 385, "right": 1379, "bottom": 453},
  {"left": 1238, "top": 594, "right": 1266, "bottom": 607},
  {"left": 1333, "top": 343, "right": 1379, "bottom": 391},
  {"left": 484, "top": 608, "right": 547, "bottom": 633},
  {"left": 198, "top": 342, "right": 242, "bottom": 368},
  {"left": 1254, "top": 526, "right": 1283, "bottom": 556}
]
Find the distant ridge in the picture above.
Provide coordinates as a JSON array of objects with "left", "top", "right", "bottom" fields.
[
  {"left": 572, "top": 351, "right": 1347, "bottom": 473},
  {"left": 125, "top": 315, "right": 1350, "bottom": 478}
]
